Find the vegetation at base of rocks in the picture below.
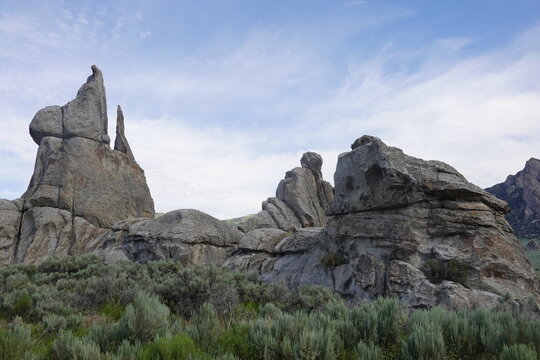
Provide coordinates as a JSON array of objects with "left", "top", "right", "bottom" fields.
[
  {"left": 0, "top": 255, "right": 538, "bottom": 359},
  {"left": 319, "top": 253, "right": 348, "bottom": 267},
  {"left": 521, "top": 238, "right": 540, "bottom": 275},
  {"left": 424, "top": 258, "right": 469, "bottom": 284}
]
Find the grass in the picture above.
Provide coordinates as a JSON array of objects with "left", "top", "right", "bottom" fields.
[{"left": 520, "top": 238, "right": 540, "bottom": 275}]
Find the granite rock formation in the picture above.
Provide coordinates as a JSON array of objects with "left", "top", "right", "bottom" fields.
[
  {"left": 0, "top": 66, "right": 155, "bottom": 264},
  {"left": 226, "top": 136, "right": 539, "bottom": 308},
  {"left": 1, "top": 65, "right": 539, "bottom": 309},
  {"left": 97, "top": 209, "right": 242, "bottom": 265},
  {"left": 237, "top": 152, "right": 334, "bottom": 233},
  {"left": 486, "top": 158, "right": 540, "bottom": 239}
]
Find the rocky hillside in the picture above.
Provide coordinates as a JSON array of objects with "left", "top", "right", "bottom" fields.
[
  {"left": 486, "top": 158, "right": 540, "bottom": 239},
  {"left": 0, "top": 66, "right": 538, "bottom": 309}
]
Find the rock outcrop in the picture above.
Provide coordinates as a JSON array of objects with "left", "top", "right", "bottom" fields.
[
  {"left": 0, "top": 66, "right": 251, "bottom": 267},
  {"left": 2, "top": 65, "right": 539, "bottom": 309},
  {"left": 237, "top": 152, "right": 333, "bottom": 233},
  {"left": 486, "top": 158, "right": 540, "bottom": 239},
  {"left": 97, "top": 209, "right": 242, "bottom": 265},
  {"left": 227, "top": 136, "right": 539, "bottom": 308},
  {"left": 0, "top": 66, "right": 155, "bottom": 264}
]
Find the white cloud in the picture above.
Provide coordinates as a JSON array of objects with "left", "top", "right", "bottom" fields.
[
  {"left": 1, "top": 3, "right": 540, "bottom": 220},
  {"left": 304, "top": 28, "right": 540, "bottom": 188}
]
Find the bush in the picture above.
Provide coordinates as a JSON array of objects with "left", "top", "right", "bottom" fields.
[
  {"left": 354, "top": 341, "right": 384, "bottom": 360},
  {"left": 500, "top": 344, "right": 537, "bottom": 360},
  {"left": 100, "top": 302, "right": 124, "bottom": 321},
  {"left": 217, "top": 324, "right": 255, "bottom": 359},
  {"left": 189, "top": 303, "right": 222, "bottom": 353},
  {"left": 12, "top": 293, "right": 33, "bottom": 318},
  {"left": 373, "top": 297, "right": 404, "bottom": 348},
  {"left": 48, "top": 331, "right": 101, "bottom": 360},
  {"left": 319, "top": 253, "right": 348, "bottom": 267},
  {"left": 117, "top": 291, "right": 170, "bottom": 343},
  {"left": 425, "top": 258, "right": 469, "bottom": 284},
  {"left": 113, "top": 339, "right": 142, "bottom": 360},
  {"left": 401, "top": 323, "right": 446, "bottom": 360},
  {"left": 0, "top": 255, "right": 538, "bottom": 360},
  {"left": 298, "top": 328, "right": 337, "bottom": 360},
  {"left": 0, "top": 322, "right": 34, "bottom": 360},
  {"left": 138, "top": 334, "right": 207, "bottom": 360}
]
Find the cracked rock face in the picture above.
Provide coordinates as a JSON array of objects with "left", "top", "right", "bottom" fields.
[
  {"left": 96, "top": 209, "right": 242, "bottom": 266},
  {"left": 1, "top": 66, "right": 155, "bottom": 265},
  {"left": 226, "top": 135, "right": 540, "bottom": 309},
  {"left": 486, "top": 158, "right": 540, "bottom": 239},
  {"left": 238, "top": 152, "right": 334, "bottom": 233}
]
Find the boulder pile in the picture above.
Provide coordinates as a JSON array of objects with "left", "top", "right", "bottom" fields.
[{"left": 226, "top": 136, "right": 539, "bottom": 308}]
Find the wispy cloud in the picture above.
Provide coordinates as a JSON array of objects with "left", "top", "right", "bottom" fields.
[{"left": 1, "top": 2, "right": 539, "bottom": 219}]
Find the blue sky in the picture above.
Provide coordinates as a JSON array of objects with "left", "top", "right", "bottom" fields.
[{"left": 1, "top": 0, "right": 540, "bottom": 219}]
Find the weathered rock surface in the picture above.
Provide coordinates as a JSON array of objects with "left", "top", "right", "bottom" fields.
[
  {"left": 97, "top": 209, "right": 242, "bottom": 265},
  {"left": 114, "top": 105, "right": 135, "bottom": 161},
  {"left": 237, "top": 152, "right": 333, "bottom": 233},
  {"left": 62, "top": 65, "right": 109, "bottom": 143},
  {"left": 227, "top": 135, "right": 540, "bottom": 309},
  {"left": 0, "top": 199, "right": 22, "bottom": 265},
  {"left": 0, "top": 66, "right": 155, "bottom": 265},
  {"left": 486, "top": 158, "right": 540, "bottom": 239}
]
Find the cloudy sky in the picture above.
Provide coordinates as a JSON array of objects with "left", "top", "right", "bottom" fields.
[{"left": 1, "top": 0, "right": 540, "bottom": 219}]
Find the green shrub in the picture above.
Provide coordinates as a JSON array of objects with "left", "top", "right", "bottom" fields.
[
  {"left": 217, "top": 324, "right": 255, "bottom": 359},
  {"left": 1, "top": 255, "right": 540, "bottom": 360},
  {"left": 425, "top": 258, "right": 469, "bottom": 284},
  {"left": 138, "top": 334, "right": 208, "bottom": 360},
  {"left": 189, "top": 303, "right": 222, "bottom": 353},
  {"left": 0, "top": 322, "right": 34, "bottom": 360},
  {"left": 373, "top": 297, "right": 404, "bottom": 348},
  {"left": 354, "top": 341, "right": 384, "bottom": 360},
  {"left": 48, "top": 331, "right": 101, "bottom": 360},
  {"left": 319, "top": 253, "right": 348, "bottom": 267},
  {"left": 12, "top": 294, "right": 33, "bottom": 318},
  {"left": 113, "top": 339, "right": 142, "bottom": 360},
  {"left": 499, "top": 344, "right": 537, "bottom": 360},
  {"left": 298, "top": 328, "right": 337, "bottom": 360},
  {"left": 401, "top": 323, "right": 446, "bottom": 360},
  {"left": 100, "top": 302, "right": 125, "bottom": 321},
  {"left": 117, "top": 291, "right": 170, "bottom": 343},
  {"left": 86, "top": 322, "right": 119, "bottom": 353}
]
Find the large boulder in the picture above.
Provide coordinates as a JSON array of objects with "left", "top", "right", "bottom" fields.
[
  {"left": 486, "top": 158, "right": 540, "bottom": 239},
  {"left": 325, "top": 136, "right": 539, "bottom": 305},
  {"left": 98, "top": 209, "right": 242, "bottom": 265}
]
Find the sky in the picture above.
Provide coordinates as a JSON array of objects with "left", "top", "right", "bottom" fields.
[{"left": 1, "top": 0, "right": 540, "bottom": 219}]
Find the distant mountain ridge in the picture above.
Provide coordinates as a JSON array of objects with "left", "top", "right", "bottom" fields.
[{"left": 486, "top": 158, "right": 540, "bottom": 239}]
